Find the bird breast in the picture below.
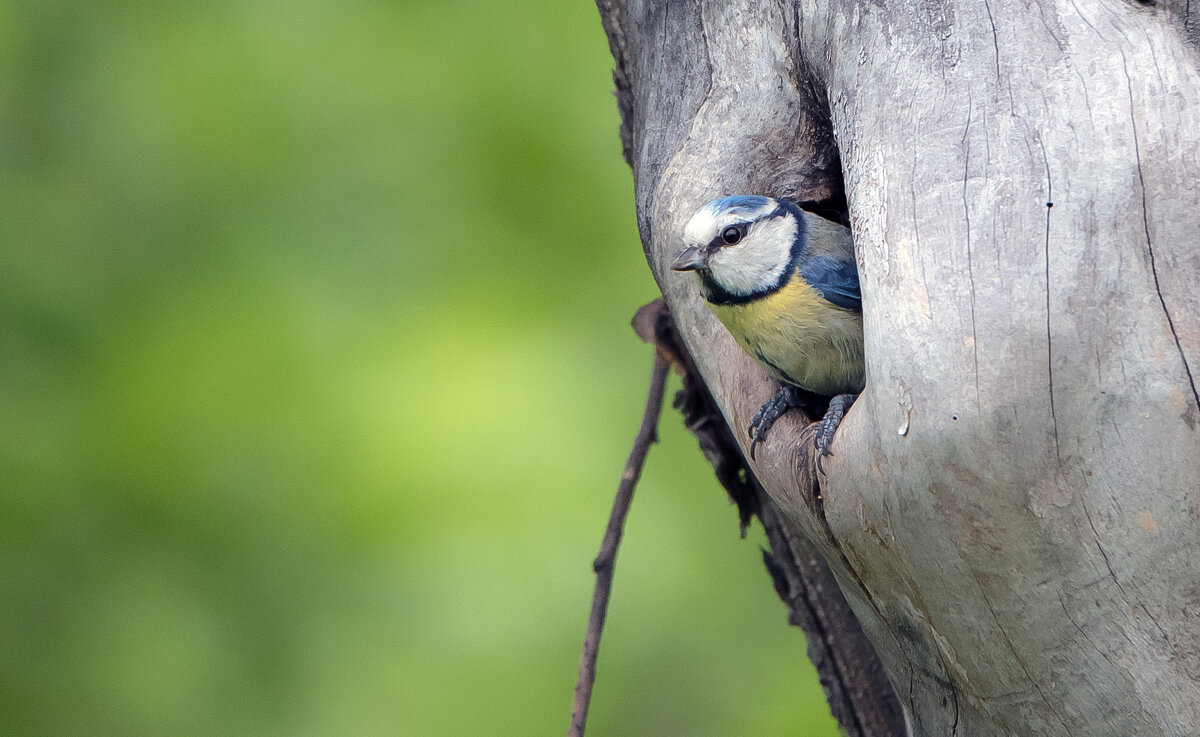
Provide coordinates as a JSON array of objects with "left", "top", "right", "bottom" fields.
[{"left": 708, "top": 274, "right": 865, "bottom": 397}]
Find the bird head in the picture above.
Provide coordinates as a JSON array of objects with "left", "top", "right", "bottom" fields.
[{"left": 672, "top": 196, "right": 802, "bottom": 300}]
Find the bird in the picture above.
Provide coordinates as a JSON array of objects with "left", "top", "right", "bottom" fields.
[{"left": 671, "top": 195, "right": 864, "bottom": 464}]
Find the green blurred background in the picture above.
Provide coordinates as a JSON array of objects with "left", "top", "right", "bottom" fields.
[{"left": 0, "top": 1, "right": 837, "bottom": 734}]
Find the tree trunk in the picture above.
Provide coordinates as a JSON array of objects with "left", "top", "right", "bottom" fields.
[{"left": 597, "top": 1, "right": 1200, "bottom": 735}]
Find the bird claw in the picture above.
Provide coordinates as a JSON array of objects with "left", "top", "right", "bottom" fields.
[
  {"left": 747, "top": 386, "right": 802, "bottom": 461},
  {"left": 746, "top": 388, "right": 856, "bottom": 467},
  {"left": 813, "top": 393, "right": 857, "bottom": 475}
]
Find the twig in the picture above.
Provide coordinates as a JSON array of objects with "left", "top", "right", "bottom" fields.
[{"left": 568, "top": 352, "right": 670, "bottom": 737}]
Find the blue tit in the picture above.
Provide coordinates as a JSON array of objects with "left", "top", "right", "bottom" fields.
[{"left": 671, "top": 195, "right": 863, "bottom": 462}]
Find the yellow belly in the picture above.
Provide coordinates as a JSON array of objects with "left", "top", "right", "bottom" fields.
[{"left": 708, "top": 277, "right": 865, "bottom": 396}]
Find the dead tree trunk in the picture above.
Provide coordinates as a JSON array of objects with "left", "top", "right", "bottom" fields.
[{"left": 596, "top": 1, "right": 1200, "bottom": 735}]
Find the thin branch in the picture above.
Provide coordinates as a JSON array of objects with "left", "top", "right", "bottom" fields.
[{"left": 568, "top": 352, "right": 670, "bottom": 737}]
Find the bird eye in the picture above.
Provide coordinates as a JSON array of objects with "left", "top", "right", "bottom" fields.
[{"left": 721, "top": 225, "right": 744, "bottom": 245}]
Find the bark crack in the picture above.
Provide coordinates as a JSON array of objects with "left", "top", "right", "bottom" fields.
[
  {"left": 1081, "top": 499, "right": 1169, "bottom": 640},
  {"left": 1058, "top": 591, "right": 1118, "bottom": 668},
  {"left": 1038, "top": 137, "right": 1062, "bottom": 464},
  {"left": 950, "top": 688, "right": 960, "bottom": 736},
  {"left": 970, "top": 571, "right": 1072, "bottom": 732},
  {"left": 935, "top": 648, "right": 961, "bottom": 736},
  {"left": 1118, "top": 53, "right": 1200, "bottom": 413},
  {"left": 918, "top": 631, "right": 961, "bottom": 736},
  {"left": 961, "top": 99, "right": 981, "bottom": 407},
  {"left": 1067, "top": 0, "right": 1102, "bottom": 37},
  {"left": 913, "top": 117, "right": 934, "bottom": 320},
  {"left": 982, "top": 0, "right": 1002, "bottom": 78},
  {"left": 1072, "top": 65, "right": 1093, "bottom": 116},
  {"left": 1033, "top": 0, "right": 1068, "bottom": 50}
]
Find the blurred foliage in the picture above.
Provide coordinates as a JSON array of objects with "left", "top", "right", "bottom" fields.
[{"left": 0, "top": 1, "right": 839, "bottom": 735}]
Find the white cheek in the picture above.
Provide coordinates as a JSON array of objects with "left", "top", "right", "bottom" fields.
[
  {"left": 754, "top": 215, "right": 797, "bottom": 254},
  {"left": 708, "top": 215, "right": 797, "bottom": 294},
  {"left": 710, "top": 247, "right": 784, "bottom": 294}
]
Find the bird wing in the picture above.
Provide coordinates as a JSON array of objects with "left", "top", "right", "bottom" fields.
[{"left": 799, "top": 256, "right": 862, "bottom": 313}]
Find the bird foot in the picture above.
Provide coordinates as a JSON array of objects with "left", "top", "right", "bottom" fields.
[
  {"left": 814, "top": 393, "right": 858, "bottom": 474},
  {"left": 748, "top": 386, "right": 803, "bottom": 460}
]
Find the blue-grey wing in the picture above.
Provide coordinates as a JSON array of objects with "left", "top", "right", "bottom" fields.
[{"left": 800, "top": 256, "right": 862, "bottom": 313}]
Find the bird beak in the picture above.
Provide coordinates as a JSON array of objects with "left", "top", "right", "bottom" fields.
[{"left": 671, "top": 246, "right": 706, "bottom": 272}]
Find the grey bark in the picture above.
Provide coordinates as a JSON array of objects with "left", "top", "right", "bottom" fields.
[{"left": 596, "top": 1, "right": 1200, "bottom": 735}]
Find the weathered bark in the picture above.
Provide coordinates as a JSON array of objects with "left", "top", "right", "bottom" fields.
[{"left": 596, "top": 1, "right": 1200, "bottom": 735}]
